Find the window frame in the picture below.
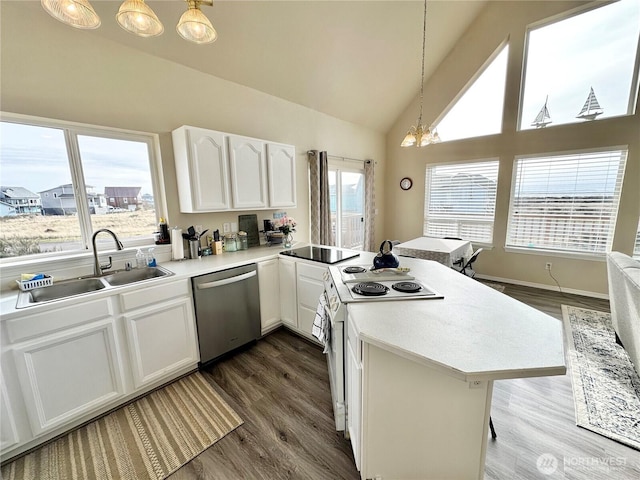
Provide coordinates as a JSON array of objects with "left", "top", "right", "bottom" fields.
[
  {"left": 0, "top": 111, "right": 167, "bottom": 264},
  {"left": 423, "top": 158, "right": 500, "bottom": 246},
  {"left": 505, "top": 146, "right": 628, "bottom": 260},
  {"left": 327, "top": 156, "right": 366, "bottom": 250},
  {"left": 517, "top": 0, "right": 640, "bottom": 131}
]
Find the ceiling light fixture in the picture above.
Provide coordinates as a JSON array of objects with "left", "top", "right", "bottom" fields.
[
  {"left": 177, "top": 0, "right": 217, "bottom": 44},
  {"left": 117, "top": 0, "right": 164, "bottom": 37},
  {"left": 41, "top": 0, "right": 217, "bottom": 44},
  {"left": 41, "top": 0, "right": 100, "bottom": 29},
  {"left": 401, "top": 0, "right": 440, "bottom": 148}
]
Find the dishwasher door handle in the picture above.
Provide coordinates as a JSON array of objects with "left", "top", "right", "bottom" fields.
[{"left": 196, "top": 270, "right": 257, "bottom": 290}]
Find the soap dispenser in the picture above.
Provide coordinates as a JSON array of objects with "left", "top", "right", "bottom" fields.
[
  {"left": 146, "top": 248, "right": 157, "bottom": 267},
  {"left": 135, "top": 249, "right": 146, "bottom": 269}
]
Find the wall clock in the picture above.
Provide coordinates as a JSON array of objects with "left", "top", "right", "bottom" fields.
[{"left": 400, "top": 177, "right": 413, "bottom": 191}]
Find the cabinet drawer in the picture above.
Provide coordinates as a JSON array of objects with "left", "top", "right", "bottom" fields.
[
  {"left": 297, "top": 262, "right": 327, "bottom": 281},
  {"left": 6, "top": 298, "right": 113, "bottom": 343},
  {"left": 119, "top": 279, "right": 189, "bottom": 311}
]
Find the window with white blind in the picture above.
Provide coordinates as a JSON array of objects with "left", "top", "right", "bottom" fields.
[
  {"left": 634, "top": 218, "right": 640, "bottom": 259},
  {"left": 423, "top": 159, "right": 499, "bottom": 244},
  {"left": 506, "top": 148, "right": 627, "bottom": 255}
]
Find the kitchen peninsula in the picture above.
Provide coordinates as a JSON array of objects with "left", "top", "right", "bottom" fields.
[{"left": 328, "top": 255, "right": 566, "bottom": 480}]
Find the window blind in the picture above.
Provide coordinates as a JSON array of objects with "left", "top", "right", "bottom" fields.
[
  {"left": 423, "top": 160, "right": 499, "bottom": 243},
  {"left": 634, "top": 219, "right": 640, "bottom": 259},
  {"left": 506, "top": 149, "right": 627, "bottom": 254}
]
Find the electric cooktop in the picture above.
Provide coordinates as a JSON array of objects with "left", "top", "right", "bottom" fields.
[{"left": 279, "top": 246, "right": 360, "bottom": 265}]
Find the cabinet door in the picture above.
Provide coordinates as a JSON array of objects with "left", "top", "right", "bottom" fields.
[
  {"left": 0, "top": 371, "right": 19, "bottom": 453},
  {"left": 173, "top": 126, "right": 231, "bottom": 212},
  {"left": 346, "top": 323, "right": 362, "bottom": 470},
  {"left": 258, "top": 259, "right": 281, "bottom": 334},
  {"left": 13, "top": 319, "right": 126, "bottom": 436},
  {"left": 124, "top": 298, "right": 198, "bottom": 389},
  {"left": 296, "top": 262, "right": 327, "bottom": 341},
  {"left": 228, "top": 135, "right": 268, "bottom": 209},
  {"left": 267, "top": 143, "right": 296, "bottom": 207},
  {"left": 279, "top": 258, "right": 297, "bottom": 328}
]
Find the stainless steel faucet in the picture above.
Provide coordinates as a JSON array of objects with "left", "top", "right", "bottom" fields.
[{"left": 92, "top": 229, "right": 124, "bottom": 276}]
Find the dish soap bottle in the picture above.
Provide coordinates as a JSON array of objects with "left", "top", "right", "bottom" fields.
[
  {"left": 136, "top": 249, "right": 146, "bottom": 269},
  {"left": 146, "top": 248, "right": 157, "bottom": 267}
]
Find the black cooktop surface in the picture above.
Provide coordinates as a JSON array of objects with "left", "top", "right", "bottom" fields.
[{"left": 279, "top": 246, "right": 359, "bottom": 265}]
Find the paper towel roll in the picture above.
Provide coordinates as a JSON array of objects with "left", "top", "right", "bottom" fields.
[{"left": 171, "top": 228, "right": 184, "bottom": 260}]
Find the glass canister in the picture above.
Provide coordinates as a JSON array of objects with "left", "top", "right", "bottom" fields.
[
  {"left": 237, "top": 231, "right": 248, "bottom": 250},
  {"left": 224, "top": 233, "right": 237, "bottom": 252}
]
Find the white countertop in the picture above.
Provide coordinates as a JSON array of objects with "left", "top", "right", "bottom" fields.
[
  {"left": 1, "top": 246, "right": 566, "bottom": 384},
  {"left": 346, "top": 257, "right": 566, "bottom": 382}
]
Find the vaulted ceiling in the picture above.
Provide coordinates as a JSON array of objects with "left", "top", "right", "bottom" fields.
[{"left": 12, "top": 1, "right": 487, "bottom": 132}]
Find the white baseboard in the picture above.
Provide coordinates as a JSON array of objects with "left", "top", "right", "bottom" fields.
[{"left": 475, "top": 274, "right": 609, "bottom": 300}]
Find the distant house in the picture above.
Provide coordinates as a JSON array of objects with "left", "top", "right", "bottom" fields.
[
  {"left": 0, "top": 200, "right": 17, "bottom": 217},
  {"left": 0, "top": 186, "right": 41, "bottom": 215},
  {"left": 105, "top": 187, "right": 142, "bottom": 211},
  {"left": 40, "top": 184, "right": 107, "bottom": 215}
]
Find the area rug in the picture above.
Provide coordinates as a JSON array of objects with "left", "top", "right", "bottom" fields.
[
  {"left": 562, "top": 305, "right": 640, "bottom": 450},
  {"left": 1, "top": 372, "right": 243, "bottom": 480}
]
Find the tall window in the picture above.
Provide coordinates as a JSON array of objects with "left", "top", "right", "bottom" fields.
[
  {"left": 520, "top": 0, "right": 640, "bottom": 130},
  {"left": 506, "top": 148, "right": 627, "bottom": 255},
  {"left": 433, "top": 44, "right": 508, "bottom": 142},
  {"left": 0, "top": 115, "right": 162, "bottom": 259},
  {"left": 424, "top": 159, "right": 499, "bottom": 244},
  {"left": 328, "top": 158, "right": 365, "bottom": 250},
  {"left": 634, "top": 219, "right": 640, "bottom": 259}
]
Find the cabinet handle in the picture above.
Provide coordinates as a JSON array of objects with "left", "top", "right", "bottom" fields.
[{"left": 195, "top": 271, "right": 256, "bottom": 289}]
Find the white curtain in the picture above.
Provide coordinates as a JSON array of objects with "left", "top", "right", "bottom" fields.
[{"left": 364, "top": 159, "right": 376, "bottom": 251}]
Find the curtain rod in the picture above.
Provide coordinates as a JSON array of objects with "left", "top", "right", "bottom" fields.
[{"left": 308, "top": 150, "right": 372, "bottom": 165}]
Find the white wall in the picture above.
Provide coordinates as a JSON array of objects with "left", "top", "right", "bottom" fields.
[
  {"left": 385, "top": 0, "right": 640, "bottom": 296},
  {"left": 0, "top": 2, "right": 386, "bottom": 259}
]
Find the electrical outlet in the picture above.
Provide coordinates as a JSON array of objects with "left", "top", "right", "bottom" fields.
[
  {"left": 469, "top": 380, "right": 484, "bottom": 389},
  {"left": 545, "top": 262, "right": 552, "bottom": 270},
  {"left": 223, "top": 223, "right": 231, "bottom": 233}
]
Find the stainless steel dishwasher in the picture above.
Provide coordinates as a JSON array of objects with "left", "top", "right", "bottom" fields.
[{"left": 191, "top": 263, "right": 261, "bottom": 365}]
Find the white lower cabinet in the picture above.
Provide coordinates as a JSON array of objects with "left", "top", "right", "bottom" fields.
[
  {"left": 12, "top": 318, "right": 126, "bottom": 436},
  {"left": 1, "top": 277, "right": 199, "bottom": 462},
  {"left": 258, "top": 259, "right": 281, "bottom": 334},
  {"left": 0, "top": 371, "right": 20, "bottom": 453},
  {"left": 345, "top": 316, "right": 362, "bottom": 471},
  {"left": 279, "top": 257, "right": 297, "bottom": 328},
  {"left": 296, "top": 262, "right": 326, "bottom": 341},
  {"left": 123, "top": 297, "right": 198, "bottom": 389}
]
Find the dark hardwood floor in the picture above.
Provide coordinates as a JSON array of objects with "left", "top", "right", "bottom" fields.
[{"left": 170, "top": 284, "right": 640, "bottom": 480}]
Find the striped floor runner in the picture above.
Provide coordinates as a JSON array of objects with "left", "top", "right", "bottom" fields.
[{"left": 1, "top": 372, "right": 243, "bottom": 480}]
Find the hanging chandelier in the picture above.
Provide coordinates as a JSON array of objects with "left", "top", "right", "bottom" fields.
[
  {"left": 41, "top": 0, "right": 217, "bottom": 44},
  {"left": 401, "top": 0, "right": 440, "bottom": 148}
]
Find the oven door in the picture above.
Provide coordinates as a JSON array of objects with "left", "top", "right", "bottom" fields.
[{"left": 324, "top": 293, "right": 346, "bottom": 431}]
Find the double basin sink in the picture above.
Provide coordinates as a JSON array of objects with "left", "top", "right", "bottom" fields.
[{"left": 16, "top": 266, "right": 174, "bottom": 309}]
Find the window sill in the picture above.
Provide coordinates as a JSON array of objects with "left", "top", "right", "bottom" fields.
[{"left": 503, "top": 246, "right": 606, "bottom": 262}]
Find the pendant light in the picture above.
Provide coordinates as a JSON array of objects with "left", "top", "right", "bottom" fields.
[
  {"left": 400, "top": 0, "right": 440, "bottom": 148},
  {"left": 41, "top": 0, "right": 100, "bottom": 29},
  {"left": 116, "top": 0, "right": 164, "bottom": 38},
  {"left": 177, "top": 0, "right": 217, "bottom": 44}
]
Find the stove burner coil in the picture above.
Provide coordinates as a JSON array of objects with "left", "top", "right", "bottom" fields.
[
  {"left": 352, "top": 282, "right": 389, "bottom": 296},
  {"left": 392, "top": 281, "right": 423, "bottom": 293},
  {"left": 344, "top": 266, "right": 367, "bottom": 274}
]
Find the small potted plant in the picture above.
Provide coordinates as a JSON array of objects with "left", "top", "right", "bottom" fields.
[{"left": 277, "top": 216, "right": 296, "bottom": 248}]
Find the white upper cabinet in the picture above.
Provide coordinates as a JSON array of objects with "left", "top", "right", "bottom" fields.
[
  {"left": 228, "top": 135, "right": 268, "bottom": 209},
  {"left": 267, "top": 143, "right": 297, "bottom": 208},
  {"left": 172, "top": 126, "right": 231, "bottom": 212},
  {"left": 172, "top": 126, "right": 296, "bottom": 212}
]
